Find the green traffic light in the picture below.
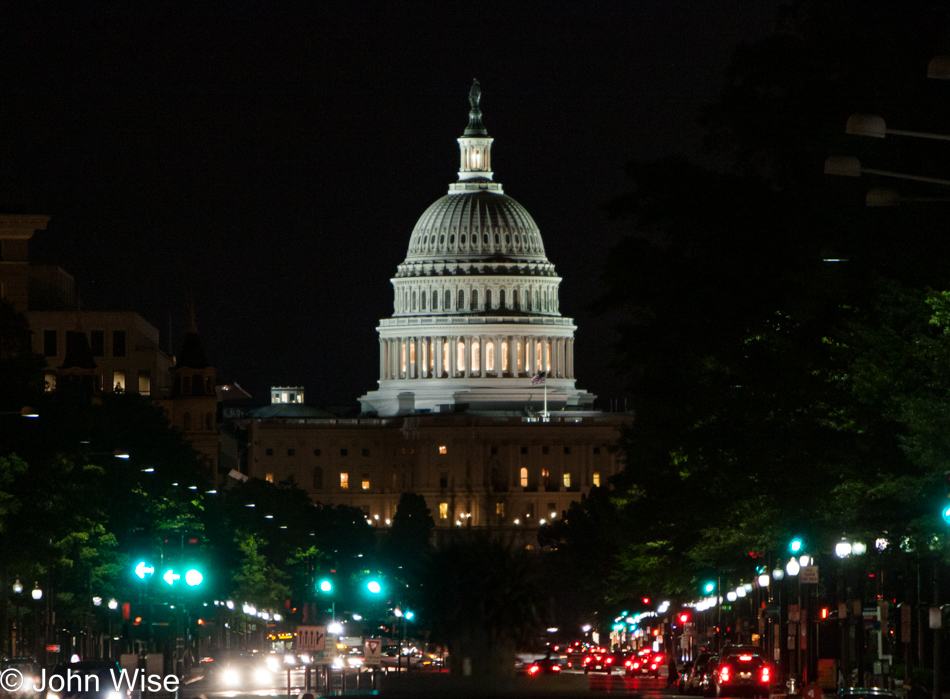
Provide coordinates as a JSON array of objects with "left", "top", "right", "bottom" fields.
[
  {"left": 185, "top": 569, "right": 203, "bottom": 586},
  {"left": 942, "top": 504, "right": 950, "bottom": 525},
  {"left": 366, "top": 580, "right": 382, "bottom": 594},
  {"left": 319, "top": 579, "right": 333, "bottom": 593},
  {"left": 703, "top": 581, "right": 716, "bottom": 594},
  {"left": 790, "top": 538, "right": 804, "bottom": 553}
]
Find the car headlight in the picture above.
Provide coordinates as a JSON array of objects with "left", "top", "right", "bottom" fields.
[
  {"left": 331, "top": 657, "right": 344, "bottom": 669},
  {"left": 254, "top": 668, "right": 272, "bottom": 684},
  {"left": 222, "top": 668, "right": 240, "bottom": 686}
]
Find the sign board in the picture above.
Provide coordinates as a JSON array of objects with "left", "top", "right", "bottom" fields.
[
  {"left": 929, "top": 607, "right": 942, "bottom": 629},
  {"left": 46, "top": 644, "right": 61, "bottom": 653},
  {"left": 800, "top": 565, "right": 819, "bottom": 584},
  {"left": 296, "top": 625, "right": 326, "bottom": 652},
  {"left": 363, "top": 638, "right": 382, "bottom": 665}
]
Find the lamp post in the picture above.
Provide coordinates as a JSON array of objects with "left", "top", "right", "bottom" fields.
[
  {"left": 31, "top": 584, "right": 42, "bottom": 662},
  {"left": 835, "top": 537, "right": 866, "bottom": 687},
  {"left": 12, "top": 579, "right": 23, "bottom": 656}
]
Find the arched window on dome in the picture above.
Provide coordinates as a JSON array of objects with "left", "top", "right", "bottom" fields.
[
  {"left": 445, "top": 289, "right": 451, "bottom": 310},
  {"left": 456, "top": 340, "right": 465, "bottom": 376},
  {"left": 499, "top": 288, "right": 506, "bottom": 309},
  {"left": 432, "top": 291, "right": 439, "bottom": 310},
  {"left": 542, "top": 288, "right": 548, "bottom": 311},
  {"left": 486, "top": 341, "right": 494, "bottom": 372},
  {"left": 501, "top": 340, "right": 509, "bottom": 372},
  {"left": 458, "top": 289, "right": 465, "bottom": 311},
  {"left": 421, "top": 291, "right": 427, "bottom": 311},
  {"left": 471, "top": 289, "right": 478, "bottom": 310},
  {"left": 472, "top": 340, "right": 480, "bottom": 373},
  {"left": 485, "top": 289, "right": 492, "bottom": 309},
  {"left": 513, "top": 289, "right": 519, "bottom": 310},
  {"left": 412, "top": 291, "right": 417, "bottom": 311}
]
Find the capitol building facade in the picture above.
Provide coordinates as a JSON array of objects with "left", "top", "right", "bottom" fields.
[
  {"left": 240, "top": 83, "right": 628, "bottom": 535},
  {"left": 359, "top": 81, "right": 595, "bottom": 417}
]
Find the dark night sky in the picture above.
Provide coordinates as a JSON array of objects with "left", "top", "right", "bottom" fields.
[{"left": 1, "top": 2, "right": 785, "bottom": 408}]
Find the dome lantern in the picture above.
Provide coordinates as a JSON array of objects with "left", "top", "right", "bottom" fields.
[{"left": 455, "top": 79, "right": 496, "bottom": 186}]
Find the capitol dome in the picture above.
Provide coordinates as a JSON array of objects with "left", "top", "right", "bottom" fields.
[{"left": 359, "top": 81, "right": 595, "bottom": 417}]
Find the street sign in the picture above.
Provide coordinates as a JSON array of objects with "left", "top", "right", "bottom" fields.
[
  {"left": 296, "top": 625, "right": 326, "bottom": 652},
  {"left": 364, "top": 638, "right": 382, "bottom": 665},
  {"left": 800, "top": 565, "right": 819, "bottom": 584}
]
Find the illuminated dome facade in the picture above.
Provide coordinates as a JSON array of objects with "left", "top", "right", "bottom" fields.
[{"left": 359, "top": 81, "right": 595, "bottom": 416}]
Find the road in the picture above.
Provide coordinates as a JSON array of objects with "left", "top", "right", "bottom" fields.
[{"left": 180, "top": 666, "right": 681, "bottom": 697}]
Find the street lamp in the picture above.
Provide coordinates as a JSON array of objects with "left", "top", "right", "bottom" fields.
[
  {"left": 12, "top": 580, "right": 23, "bottom": 656},
  {"left": 824, "top": 156, "right": 950, "bottom": 186}
]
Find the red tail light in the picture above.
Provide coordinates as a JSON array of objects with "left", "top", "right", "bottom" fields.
[
  {"left": 552, "top": 665, "right": 561, "bottom": 672},
  {"left": 738, "top": 654, "right": 753, "bottom": 661},
  {"left": 528, "top": 665, "right": 540, "bottom": 676},
  {"left": 606, "top": 657, "right": 614, "bottom": 664},
  {"left": 760, "top": 666, "right": 771, "bottom": 684},
  {"left": 720, "top": 665, "right": 731, "bottom": 683}
]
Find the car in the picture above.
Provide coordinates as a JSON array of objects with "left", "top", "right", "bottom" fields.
[
  {"left": 582, "top": 651, "right": 620, "bottom": 673},
  {"left": 838, "top": 690, "right": 901, "bottom": 699},
  {"left": 711, "top": 650, "right": 772, "bottom": 698},
  {"left": 44, "top": 660, "right": 130, "bottom": 699},
  {"left": 625, "top": 651, "right": 665, "bottom": 678},
  {"left": 526, "top": 656, "right": 562, "bottom": 677},
  {"left": 1, "top": 658, "right": 42, "bottom": 699},
  {"left": 699, "top": 656, "right": 721, "bottom": 697},
  {"left": 211, "top": 656, "right": 276, "bottom": 689},
  {"left": 681, "top": 652, "right": 715, "bottom": 695}
]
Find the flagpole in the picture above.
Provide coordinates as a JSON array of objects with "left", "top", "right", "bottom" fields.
[{"left": 542, "top": 381, "right": 549, "bottom": 422}]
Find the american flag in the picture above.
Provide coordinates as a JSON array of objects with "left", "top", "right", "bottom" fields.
[{"left": 530, "top": 371, "right": 546, "bottom": 386}]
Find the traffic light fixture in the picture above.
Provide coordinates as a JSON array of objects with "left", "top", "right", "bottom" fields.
[{"left": 942, "top": 471, "right": 950, "bottom": 524}]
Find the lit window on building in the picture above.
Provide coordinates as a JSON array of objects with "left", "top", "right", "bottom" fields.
[
  {"left": 472, "top": 340, "right": 480, "bottom": 372},
  {"left": 439, "top": 502, "right": 448, "bottom": 519},
  {"left": 563, "top": 472, "right": 571, "bottom": 488},
  {"left": 496, "top": 502, "right": 505, "bottom": 517},
  {"left": 44, "top": 372, "right": 56, "bottom": 392},
  {"left": 438, "top": 445, "right": 447, "bottom": 455},
  {"left": 340, "top": 473, "right": 349, "bottom": 489},
  {"left": 541, "top": 468, "right": 549, "bottom": 487},
  {"left": 520, "top": 467, "right": 528, "bottom": 488},
  {"left": 265, "top": 473, "right": 274, "bottom": 483},
  {"left": 138, "top": 370, "right": 151, "bottom": 396},
  {"left": 113, "top": 371, "right": 126, "bottom": 393},
  {"left": 361, "top": 475, "right": 370, "bottom": 490},
  {"left": 456, "top": 341, "right": 465, "bottom": 373},
  {"left": 592, "top": 471, "right": 601, "bottom": 487}
]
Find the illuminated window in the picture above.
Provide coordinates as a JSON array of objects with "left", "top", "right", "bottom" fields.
[
  {"left": 546, "top": 341, "right": 552, "bottom": 372},
  {"left": 472, "top": 340, "right": 480, "bottom": 372},
  {"left": 421, "top": 341, "right": 427, "bottom": 373},
  {"left": 563, "top": 472, "right": 571, "bottom": 488},
  {"left": 439, "top": 445, "right": 447, "bottom": 455},
  {"left": 517, "top": 340, "right": 523, "bottom": 371},
  {"left": 138, "top": 370, "right": 151, "bottom": 396},
  {"left": 44, "top": 372, "right": 56, "bottom": 392},
  {"left": 361, "top": 475, "right": 370, "bottom": 490},
  {"left": 400, "top": 343, "right": 406, "bottom": 374},
  {"left": 536, "top": 343, "right": 542, "bottom": 373},
  {"left": 486, "top": 341, "right": 494, "bottom": 371},
  {"left": 541, "top": 468, "right": 550, "bottom": 487},
  {"left": 442, "top": 340, "right": 449, "bottom": 375},
  {"left": 340, "top": 473, "right": 349, "bottom": 489},
  {"left": 439, "top": 502, "right": 448, "bottom": 519},
  {"left": 410, "top": 341, "right": 416, "bottom": 370},
  {"left": 496, "top": 502, "right": 505, "bottom": 517},
  {"left": 113, "top": 371, "right": 126, "bottom": 393},
  {"left": 520, "top": 467, "right": 528, "bottom": 488},
  {"left": 502, "top": 341, "right": 508, "bottom": 371},
  {"left": 592, "top": 472, "right": 601, "bottom": 487},
  {"left": 265, "top": 473, "right": 274, "bottom": 483},
  {"left": 457, "top": 340, "right": 465, "bottom": 374}
]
